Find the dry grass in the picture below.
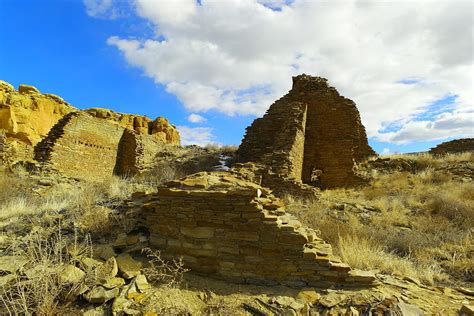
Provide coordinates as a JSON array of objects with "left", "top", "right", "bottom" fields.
[
  {"left": 0, "top": 225, "right": 93, "bottom": 315},
  {"left": 286, "top": 152, "right": 473, "bottom": 285}
]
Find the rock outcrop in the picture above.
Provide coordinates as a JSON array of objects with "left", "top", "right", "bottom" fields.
[
  {"left": 85, "top": 108, "right": 180, "bottom": 145},
  {"left": 123, "top": 171, "right": 376, "bottom": 288},
  {"left": 238, "top": 74, "right": 375, "bottom": 189},
  {"left": 0, "top": 80, "right": 180, "bottom": 172},
  {"left": 429, "top": 138, "right": 474, "bottom": 155},
  {"left": 0, "top": 80, "right": 75, "bottom": 162}
]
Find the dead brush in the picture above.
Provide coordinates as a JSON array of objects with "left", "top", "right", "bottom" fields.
[
  {"left": 0, "top": 224, "right": 93, "bottom": 315},
  {"left": 141, "top": 247, "right": 189, "bottom": 288}
]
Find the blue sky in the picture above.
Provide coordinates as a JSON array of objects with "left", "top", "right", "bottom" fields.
[{"left": 1, "top": 0, "right": 472, "bottom": 153}]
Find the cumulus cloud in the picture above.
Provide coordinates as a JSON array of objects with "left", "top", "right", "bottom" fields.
[
  {"left": 177, "top": 126, "right": 216, "bottom": 146},
  {"left": 377, "top": 109, "right": 474, "bottom": 144},
  {"left": 106, "top": 0, "right": 473, "bottom": 143},
  {"left": 187, "top": 113, "right": 207, "bottom": 123}
]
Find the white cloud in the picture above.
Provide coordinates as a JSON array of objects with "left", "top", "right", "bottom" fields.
[
  {"left": 106, "top": 0, "right": 473, "bottom": 144},
  {"left": 377, "top": 109, "right": 474, "bottom": 144},
  {"left": 83, "top": 0, "right": 126, "bottom": 19},
  {"left": 187, "top": 113, "right": 207, "bottom": 123},
  {"left": 177, "top": 126, "right": 216, "bottom": 146}
]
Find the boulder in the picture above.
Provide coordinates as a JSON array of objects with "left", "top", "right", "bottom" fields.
[
  {"left": 116, "top": 253, "right": 142, "bottom": 279},
  {"left": 84, "top": 286, "right": 120, "bottom": 303},
  {"left": 19, "top": 84, "right": 40, "bottom": 94},
  {"left": 58, "top": 264, "right": 86, "bottom": 284}
]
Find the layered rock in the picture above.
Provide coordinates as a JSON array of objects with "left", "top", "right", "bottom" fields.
[
  {"left": 0, "top": 80, "right": 180, "bottom": 166},
  {"left": 0, "top": 80, "right": 75, "bottom": 162},
  {"left": 429, "top": 138, "right": 474, "bottom": 155},
  {"left": 238, "top": 74, "right": 376, "bottom": 189},
  {"left": 85, "top": 108, "right": 180, "bottom": 145},
  {"left": 124, "top": 171, "right": 376, "bottom": 287}
]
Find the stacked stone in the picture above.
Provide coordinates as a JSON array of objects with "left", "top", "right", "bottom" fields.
[
  {"left": 0, "top": 131, "right": 5, "bottom": 166},
  {"left": 429, "top": 138, "right": 474, "bottom": 155},
  {"left": 114, "top": 129, "right": 163, "bottom": 176},
  {"left": 238, "top": 74, "right": 376, "bottom": 189},
  {"left": 132, "top": 172, "right": 375, "bottom": 288}
]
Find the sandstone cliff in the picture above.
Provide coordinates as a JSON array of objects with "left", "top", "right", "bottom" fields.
[
  {"left": 0, "top": 80, "right": 180, "bottom": 165},
  {"left": 85, "top": 108, "right": 180, "bottom": 145}
]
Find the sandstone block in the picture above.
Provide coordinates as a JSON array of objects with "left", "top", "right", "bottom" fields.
[{"left": 180, "top": 226, "right": 214, "bottom": 238}]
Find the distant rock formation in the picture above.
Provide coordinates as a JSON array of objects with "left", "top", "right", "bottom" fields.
[
  {"left": 0, "top": 80, "right": 180, "bottom": 176},
  {"left": 429, "top": 138, "right": 474, "bottom": 155},
  {"left": 238, "top": 74, "right": 375, "bottom": 189}
]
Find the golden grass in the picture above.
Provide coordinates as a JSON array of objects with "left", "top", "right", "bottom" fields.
[{"left": 286, "top": 152, "right": 473, "bottom": 285}]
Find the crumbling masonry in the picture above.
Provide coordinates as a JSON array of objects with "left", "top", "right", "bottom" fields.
[
  {"left": 34, "top": 112, "right": 164, "bottom": 180},
  {"left": 124, "top": 171, "right": 376, "bottom": 288},
  {"left": 238, "top": 75, "right": 375, "bottom": 189}
]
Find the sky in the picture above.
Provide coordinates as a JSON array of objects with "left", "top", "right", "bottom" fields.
[{"left": 0, "top": 0, "right": 473, "bottom": 153}]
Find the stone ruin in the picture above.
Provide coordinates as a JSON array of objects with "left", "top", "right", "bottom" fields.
[
  {"left": 123, "top": 170, "right": 376, "bottom": 288},
  {"left": 34, "top": 112, "right": 167, "bottom": 180},
  {"left": 238, "top": 74, "right": 375, "bottom": 189},
  {"left": 429, "top": 138, "right": 474, "bottom": 155},
  {"left": 0, "top": 80, "right": 180, "bottom": 179}
]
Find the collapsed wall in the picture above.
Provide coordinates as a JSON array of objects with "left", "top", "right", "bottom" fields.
[
  {"left": 34, "top": 112, "right": 163, "bottom": 180},
  {"left": 125, "top": 171, "right": 375, "bottom": 288},
  {"left": 429, "top": 138, "right": 474, "bottom": 155},
  {"left": 238, "top": 74, "right": 375, "bottom": 189},
  {"left": 0, "top": 80, "right": 180, "bottom": 168}
]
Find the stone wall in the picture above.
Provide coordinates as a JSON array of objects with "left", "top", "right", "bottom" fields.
[
  {"left": 124, "top": 172, "right": 375, "bottom": 288},
  {"left": 35, "top": 112, "right": 126, "bottom": 180},
  {"left": 238, "top": 74, "right": 376, "bottom": 189},
  {"left": 429, "top": 138, "right": 474, "bottom": 155},
  {"left": 0, "top": 80, "right": 180, "bottom": 169},
  {"left": 114, "top": 129, "right": 163, "bottom": 176}
]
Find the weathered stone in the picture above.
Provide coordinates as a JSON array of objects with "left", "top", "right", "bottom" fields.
[
  {"left": 19, "top": 84, "right": 40, "bottom": 94},
  {"left": 0, "top": 256, "right": 28, "bottom": 274},
  {"left": 0, "top": 80, "right": 180, "bottom": 175},
  {"left": 84, "top": 286, "right": 120, "bottom": 303},
  {"left": 459, "top": 304, "right": 474, "bottom": 316},
  {"left": 319, "top": 292, "right": 346, "bottom": 308},
  {"left": 116, "top": 253, "right": 142, "bottom": 279},
  {"left": 180, "top": 226, "right": 215, "bottom": 239},
  {"left": 124, "top": 171, "right": 375, "bottom": 288},
  {"left": 58, "top": 264, "right": 86, "bottom": 284},
  {"left": 101, "top": 277, "right": 125, "bottom": 289},
  {"left": 96, "top": 257, "right": 118, "bottom": 281},
  {"left": 297, "top": 289, "right": 320, "bottom": 304},
  {"left": 397, "top": 302, "right": 424, "bottom": 316},
  {"left": 430, "top": 138, "right": 474, "bottom": 155},
  {"left": 238, "top": 74, "right": 375, "bottom": 189},
  {"left": 134, "top": 274, "right": 150, "bottom": 292}
]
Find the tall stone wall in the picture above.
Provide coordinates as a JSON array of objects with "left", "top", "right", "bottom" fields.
[
  {"left": 114, "top": 129, "right": 163, "bottom": 176},
  {"left": 35, "top": 112, "right": 126, "bottom": 180},
  {"left": 238, "top": 74, "right": 375, "bottom": 189},
  {"left": 125, "top": 172, "right": 375, "bottom": 287},
  {"left": 35, "top": 112, "right": 168, "bottom": 180},
  {"left": 429, "top": 138, "right": 474, "bottom": 155}
]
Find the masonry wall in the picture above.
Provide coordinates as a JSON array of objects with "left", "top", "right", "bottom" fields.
[
  {"left": 430, "top": 138, "right": 474, "bottom": 155},
  {"left": 114, "top": 129, "right": 163, "bottom": 176},
  {"left": 238, "top": 75, "right": 376, "bottom": 189},
  {"left": 35, "top": 113, "right": 126, "bottom": 180},
  {"left": 129, "top": 181, "right": 373, "bottom": 288}
]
